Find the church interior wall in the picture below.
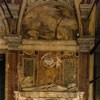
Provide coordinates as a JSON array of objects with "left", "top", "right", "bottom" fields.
[{"left": 0, "top": 0, "right": 96, "bottom": 100}]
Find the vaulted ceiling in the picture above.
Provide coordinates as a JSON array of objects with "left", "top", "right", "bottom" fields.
[{"left": 0, "top": 0, "right": 78, "bottom": 40}]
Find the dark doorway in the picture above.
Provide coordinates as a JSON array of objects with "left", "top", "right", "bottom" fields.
[
  {"left": 0, "top": 54, "right": 5, "bottom": 100},
  {"left": 94, "top": 34, "right": 100, "bottom": 100},
  {"left": 94, "top": 0, "right": 100, "bottom": 99}
]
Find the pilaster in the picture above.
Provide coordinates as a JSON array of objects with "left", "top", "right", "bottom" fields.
[
  {"left": 78, "top": 38, "right": 94, "bottom": 52},
  {"left": 4, "top": 35, "right": 22, "bottom": 50}
]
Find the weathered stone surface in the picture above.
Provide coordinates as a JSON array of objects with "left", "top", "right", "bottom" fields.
[
  {"left": 78, "top": 38, "right": 94, "bottom": 52},
  {"left": 22, "top": 40, "right": 79, "bottom": 51},
  {"left": 4, "top": 35, "right": 22, "bottom": 49},
  {"left": 14, "top": 91, "right": 84, "bottom": 100}
]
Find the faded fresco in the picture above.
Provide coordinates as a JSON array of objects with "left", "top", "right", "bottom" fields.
[
  {"left": 19, "top": 51, "right": 79, "bottom": 92},
  {"left": 22, "top": 0, "right": 78, "bottom": 40},
  {"left": 0, "top": 15, "right": 6, "bottom": 38}
]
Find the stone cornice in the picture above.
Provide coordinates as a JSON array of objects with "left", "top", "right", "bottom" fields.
[
  {"left": 0, "top": 37, "right": 94, "bottom": 52},
  {"left": 21, "top": 39, "right": 79, "bottom": 51},
  {"left": 1, "top": 36, "right": 79, "bottom": 51}
]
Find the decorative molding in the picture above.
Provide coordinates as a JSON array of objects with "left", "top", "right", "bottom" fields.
[
  {"left": 4, "top": 35, "right": 22, "bottom": 50},
  {"left": 21, "top": 40, "right": 79, "bottom": 51},
  {"left": 0, "top": 37, "right": 94, "bottom": 52},
  {"left": 0, "top": 38, "right": 79, "bottom": 51},
  {"left": 14, "top": 91, "right": 84, "bottom": 100},
  {"left": 78, "top": 38, "right": 94, "bottom": 52}
]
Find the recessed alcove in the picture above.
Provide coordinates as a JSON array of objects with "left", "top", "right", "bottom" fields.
[
  {"left": 13, "top": 40, "right": 84, "bottom": 100},
  {"left": 0, "top": 0, "right": 95, "bottom": 99}
]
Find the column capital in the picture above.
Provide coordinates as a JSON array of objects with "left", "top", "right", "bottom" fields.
[
  {"left": 78, "top": 37, "right": 94, "bottom": 52},
  {"left": 4, "top": 35, "right": 22, "bottom": 50}
]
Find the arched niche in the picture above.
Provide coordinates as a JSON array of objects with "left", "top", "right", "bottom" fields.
[{"left": 19, "top": 0, "right": 78, "bottom": 40}]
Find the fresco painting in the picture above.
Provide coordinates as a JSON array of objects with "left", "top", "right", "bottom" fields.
[
  {"left": 22, "top": 0, "right": 78, "bottom": 40},
  {"left": 0, "top": 16, "right": 6, "bottom": 38},
  {"left": 19, "top": 51, "right": 79, "bottom": 92}
]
